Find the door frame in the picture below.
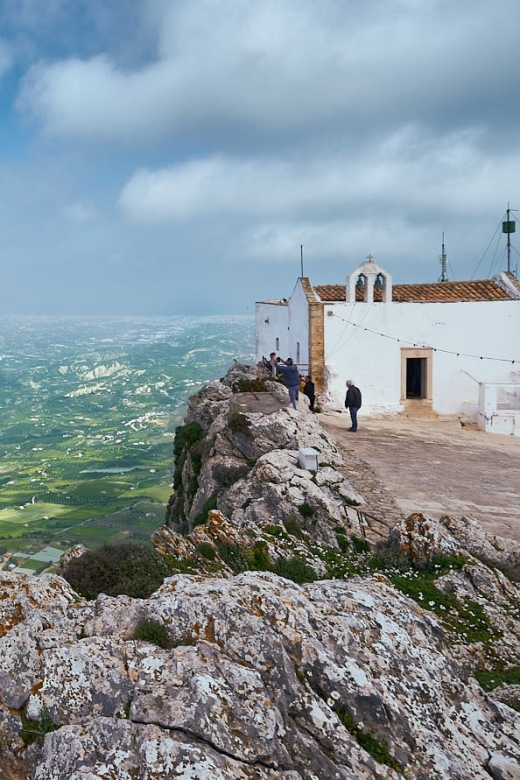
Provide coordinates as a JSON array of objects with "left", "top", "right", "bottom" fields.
[{"left": 400, "top": 347, "right": 433, "bottom": 402}]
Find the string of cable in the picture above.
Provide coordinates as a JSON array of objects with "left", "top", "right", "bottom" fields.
[
  {"left": 329, "top": 312, "right": 520, "bottom": 364},
  {"left": 472, "top": 209, "right": 520, "bottom": 280}
]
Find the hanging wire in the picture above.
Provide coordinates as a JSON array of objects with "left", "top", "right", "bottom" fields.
[
  {"left": 471, "top": 218, "right": 502, "bottom": 280},
  {"left": 329, "top": 311, "right": 519, "bottom": 364},
  {"left": 326, "top": 300, "right": 374, "bottom": 359},
  {"left": 447, "top": 256, "right": 457, "bottom": 281},
  {"left": 487, "top": 239, "right": 506, "bottom": 279}
]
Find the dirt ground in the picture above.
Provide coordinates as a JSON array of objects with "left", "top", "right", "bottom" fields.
[{"left": 318, "top": 411, "right": 520, "bottom": 545}]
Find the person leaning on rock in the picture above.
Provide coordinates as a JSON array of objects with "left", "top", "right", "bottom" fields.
[
  {"left": 345, "top": 379, "right": 362, "bottom": 432},
  {"left": 276, "top": 358, "right": 301, "bottom": 409}
]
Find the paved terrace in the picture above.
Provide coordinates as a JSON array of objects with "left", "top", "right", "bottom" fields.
[{"left": 318, "top": 412, "right": 520, "bottom": 545}]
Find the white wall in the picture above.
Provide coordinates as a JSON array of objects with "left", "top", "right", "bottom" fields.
[
  {"left": 255, "top": 302, "right": 289, "bottom": 362},
  {"left": 255, "top": 280, "right": 310, "bottom": 369},
  {"left": 287, "top": 281, "right": 310, "bottom": 371},
  {"left": 323, "top": 299, "right": 520, "bottom": 416}
]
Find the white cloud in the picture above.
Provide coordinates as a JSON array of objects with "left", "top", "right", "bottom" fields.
[
  {"left": 118, "top": 126, "right": 519, "bottom": 225},
  {"left": 16, "top": 0, "right": 520, "bottom": 144},
  {"left": 63, "top": 201, "right": 98, "bottom": 222},
  {"left": 243, "top": 217, "right": 435, "bottom": 269}
]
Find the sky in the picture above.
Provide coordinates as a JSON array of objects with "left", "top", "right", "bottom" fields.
[{"left": 1, "top": 0, "right": 520, "bottom": 315}]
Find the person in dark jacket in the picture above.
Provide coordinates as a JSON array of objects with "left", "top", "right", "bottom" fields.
[
  {"left": 345, "top": 379, "right": 362, "bottom": 432},
  {"left": 276, "top": 358, "right": 300, "bottom": 409},
  {"left": 303, "top": 376, "right": 315, "bottom": 412}
]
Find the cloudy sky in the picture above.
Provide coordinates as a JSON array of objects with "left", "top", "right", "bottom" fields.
[{"left": 0, "top": 0, "right": 519, "bottom": 315}]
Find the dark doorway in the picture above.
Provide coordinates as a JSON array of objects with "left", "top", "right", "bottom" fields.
[{"left": 406, "top": 357, "right": 426, "bottom": 398}]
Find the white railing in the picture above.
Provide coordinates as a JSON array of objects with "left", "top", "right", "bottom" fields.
[{"left": 477, "top": 382, "right": 520, "bottom": 436}]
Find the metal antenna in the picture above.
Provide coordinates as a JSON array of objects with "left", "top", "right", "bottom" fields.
[
  {"left": 300, "top": 244, "right": 304, "bottom": 278},
  {"left": 439, "top": 232, "right": 448, "bottom": 282},
  {"left": 502, "top": 203, "right": 517, "bottom": 274}
]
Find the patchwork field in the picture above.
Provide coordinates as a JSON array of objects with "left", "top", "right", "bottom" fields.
[{"left": 0, "top": 315, "right": 254, "bottom": 573}]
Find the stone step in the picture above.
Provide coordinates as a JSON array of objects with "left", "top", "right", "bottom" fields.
[{"left": 400, "top": 400, "right": 439, "bottom": 420}]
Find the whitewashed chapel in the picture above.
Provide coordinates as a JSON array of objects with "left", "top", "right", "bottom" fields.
[{"left": 255, "top": 257, "right": 520, "bottom": 434}]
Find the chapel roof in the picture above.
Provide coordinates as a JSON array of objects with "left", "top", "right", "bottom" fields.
[{"left": 314, "top": 273, "right": 520, "bottom": 303}]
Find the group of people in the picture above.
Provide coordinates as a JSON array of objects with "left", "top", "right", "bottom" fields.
[
  {"left": 261, "top": 353, "right": 362, "bottom": 427},
  {"left": 260, "top": 352, "right": 315, "bottom": 411}
]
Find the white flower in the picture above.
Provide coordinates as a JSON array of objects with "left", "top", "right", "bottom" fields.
[
  {"left": 327, "top": 697, "right": 335, "bottom": 707},
  {"left": 331, "top": 690, "right": 340, "bottom": 700},
  {"left": 428, "top": 601, "right": 435, "bottom": 607},
  {"left": 357, "top": 721, "right": 364, "bottom": 729}
]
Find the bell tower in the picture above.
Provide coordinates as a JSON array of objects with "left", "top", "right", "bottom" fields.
[{"left": 346, "top": 255, "right": 392, "bottom": 303}]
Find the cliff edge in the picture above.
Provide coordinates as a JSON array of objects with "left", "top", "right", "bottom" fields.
[{"left": 0, "top": 364, "right": 519, "bottom": 780}]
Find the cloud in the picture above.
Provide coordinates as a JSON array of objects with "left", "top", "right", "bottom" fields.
[
  {"left": 63, "top": 201, "right": 98, "bottom": 222},
  {"left": 16, "top": 0, "right": 520, "bottom": 144},
  {"left": 118, "top": 126, "right": 519, "bottom": 226}
]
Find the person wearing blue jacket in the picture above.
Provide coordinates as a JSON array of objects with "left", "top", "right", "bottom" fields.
[{"left": 276, "top": 358, "right": 301, "bottom": 409}]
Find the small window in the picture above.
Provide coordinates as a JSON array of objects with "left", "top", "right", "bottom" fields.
[
  {"left": 276, "top": 337, "right": 280, "bottom": 350},
  {"left": 296, "top": 342, "right": 300, "bottom": 362}
]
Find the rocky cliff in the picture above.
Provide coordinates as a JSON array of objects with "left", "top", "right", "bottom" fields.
[{"left": 0, "top": 364, "right": 519, "bottom": 780}]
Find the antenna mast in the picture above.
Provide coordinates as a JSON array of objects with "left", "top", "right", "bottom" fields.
[
  {"left": 439, "top": 232, "right": 448, "bottom": 282},
  {"left": 300, "top": 244, "right": 304, "bottom": 278},
  {"left": 502, "top": 204, "right": 517, "bottom": 274}
]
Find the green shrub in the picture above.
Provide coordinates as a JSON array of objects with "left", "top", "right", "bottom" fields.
[
  {"left": 187, "top": 474, "right": 199, "bottom": 498},
  {"left": 335, "top": 532, "right": 349, "bottom": 553},
  {"left": 475, "top": 666, "right": 520, "bottom": 691},
  {"left": 134, "top": 617, "right": 171, "bottom": 649},
  {"left": 192, "top": 492, "right": 218, "bottom": 527},
  {"left": 351, "top": 535, "right": 371, "bottom": 553},
  {"left": 61, "top": 542, "right": 173, "bottom": 600},
  {"left": 298, "top": 502, "right": 315, "bottom": 519},
  {"left": 20, "top": 711, "right": 57, "bottom": 745},
  {"left": 369, "top": 536, "right": 411, "bottom": 573},
  {"left": 335, "top": 704, "right": 402, "bottom": 771},
  {"left": 196, "top": 542, "right": 217, "bottom": 560},
  {"left": 283, "top": 515, "right": 306, "bottom": 539},
  {"left": 173, "top": 422, "right": 204, "bottom": 489},
  {"left": 215, "top": 541, "right": 247, "bottom": 573},
  {"left": 246, "top": 540, "right": 271, "bottom": 571},
  {"left": 264, "top": 524, "right": 288, "bottom": 539},
  {"left": 174, "top": 422, "right": 204, "bottom": 458},
  {"left": 273, "top": 557, "right": 317, "bottom": 584}
]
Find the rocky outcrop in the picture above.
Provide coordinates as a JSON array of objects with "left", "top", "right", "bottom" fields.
[
  {"left": 0, "top": 364, "right": 519, "bottom": 779},
  {"left": 0, "top": 569, "right": 519, "bottom": 780},
  {"left": 159, "top": 364, "right": 365, "bottom": 575}
]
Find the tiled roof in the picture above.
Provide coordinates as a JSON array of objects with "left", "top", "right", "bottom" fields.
[{"left": 315, "top": 276, "right": 520, "bottom": 303}]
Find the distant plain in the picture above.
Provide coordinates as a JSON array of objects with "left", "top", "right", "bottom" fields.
[{"left": 0, "top": 315, "right": 254, "bottom": 572}]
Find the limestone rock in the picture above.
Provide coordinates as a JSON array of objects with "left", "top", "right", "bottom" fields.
[{"left": 0, "top": 570, "right": 519, "bottom": 779}]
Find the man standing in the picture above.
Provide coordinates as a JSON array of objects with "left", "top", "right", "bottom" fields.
[
  {"left": 345, "top": 379, "right": 362, "bottom": 432},
  {"left": 276, "top": 358, "right": 301, "bottom": 409}
]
